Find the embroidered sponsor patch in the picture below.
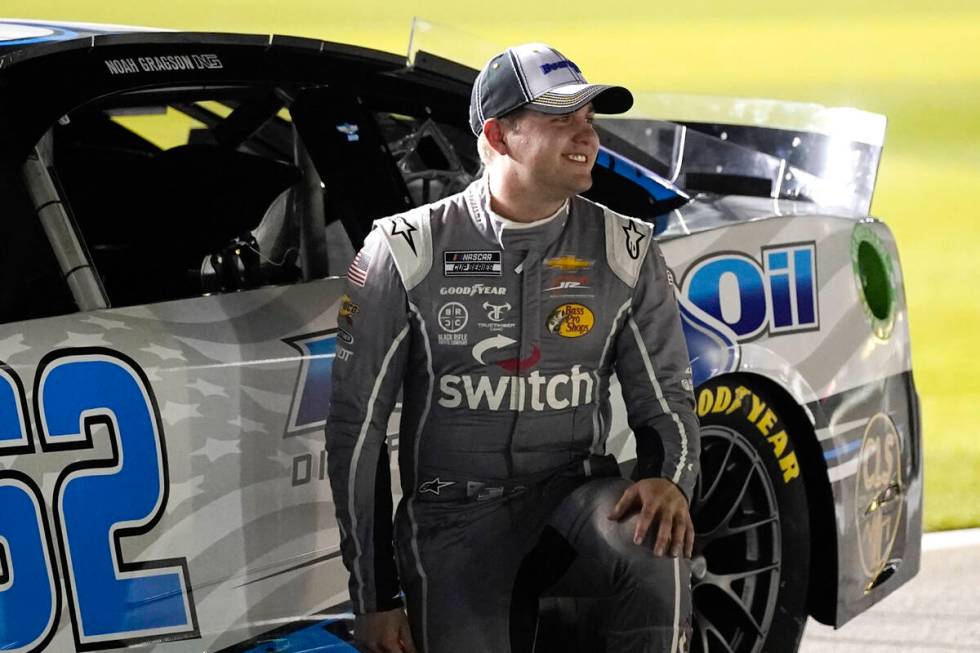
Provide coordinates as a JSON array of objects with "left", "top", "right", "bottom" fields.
[
  {"left": 389, "top": 216, "right": 418, "bottom": 255},
  {"left": 440, "top": 284, "right": 506, "bottom": 296},
  {"left": 419, "top": 477, "right": 455, "bottom": 495},
  {"left": 544, "top": 274, "right": 591, "bottom": 294},
  {"left": 622, "top": 221, "right": 646, "bottom": 260},
  {"left": 339, "top": 295, "right": 360, "bottom": 326},
  {"left": 347, "top": 250, "right": 371, "bottom": 287},
  {"left": 544, "top": 255, "right": 593, "bottom": 271},
  {"left": 336, "top": 346, "right": 354, "bottom": 362},
  {"left": 437, "top": 302, "right": 468, "bottom": 333},
  {"left": 438, "top": 333, "right": 468, "bottom": 346},
  {"left": 337, "top": 328, "right": 354, "bottom": 344},
  {"left": 546, "top": 303, "right": 594, "bottom": 338},
  {"left": 444, "top": 250, "right": 502, "bottom": 277}
]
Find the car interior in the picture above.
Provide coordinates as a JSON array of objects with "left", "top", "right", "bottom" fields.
[{"left": 2, "top": 76, "right": 685, "bottom": 325}]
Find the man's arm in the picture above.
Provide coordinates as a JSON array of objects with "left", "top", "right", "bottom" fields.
[
  {"left": 610, "top": 237, "right": 700, "bottom": 557},
  {"left": 326, "top": 227, "right": 410, "bottom": 615}
]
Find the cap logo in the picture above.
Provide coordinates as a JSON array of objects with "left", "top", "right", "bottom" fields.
[{"left": 540, "top": 59, "right": 581, "bottom": 75}]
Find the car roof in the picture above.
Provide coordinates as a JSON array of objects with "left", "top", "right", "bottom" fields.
[
  {"left": 0, "top": 19, "right": 161, "bottom": 54},
  {"left": 0, "top": 19, "right": 480, "bottom": 172}
]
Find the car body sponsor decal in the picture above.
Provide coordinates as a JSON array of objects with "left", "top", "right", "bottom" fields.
[
  {"left": 284, "top": 330, "right": 337, "bottom": 435},
  {"left": 681, "top": 242, "right": 818, "bottom": 341},
  {"left": 855, "top": 413, "right": 903, "bottom": 580},
  {"left": 444, "top": 251, "right": 502, "bottom": 277},
  {"left": 546, "top": 303, "right": 594, "bottom": 338}
]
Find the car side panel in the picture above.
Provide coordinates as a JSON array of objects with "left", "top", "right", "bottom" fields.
[{"left": 0, "top": 279, "right": 350, "bottom": 651}]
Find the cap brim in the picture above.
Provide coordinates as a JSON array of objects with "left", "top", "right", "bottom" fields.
[{"left": 527, "top": 83, "right": 633, "bottom": 115}]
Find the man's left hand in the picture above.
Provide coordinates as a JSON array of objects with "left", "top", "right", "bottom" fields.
[{"left": 608, "top": 478, "right": 695, "bottom": 558}]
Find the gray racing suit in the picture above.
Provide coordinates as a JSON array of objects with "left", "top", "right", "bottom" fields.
[{"left": 326, "top": 178, "right": 699, "bottom": 652}]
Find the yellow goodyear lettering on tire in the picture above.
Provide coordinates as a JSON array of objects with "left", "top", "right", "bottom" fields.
[{"left": 697, "top": 385, "right": 800, "bottom": 484}]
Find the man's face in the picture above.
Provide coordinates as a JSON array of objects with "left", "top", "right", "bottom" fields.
[{"left": 502, "top": 104, "right": 599, "bottom": 200}]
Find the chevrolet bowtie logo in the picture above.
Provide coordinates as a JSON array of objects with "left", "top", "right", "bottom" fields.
[{"left": 418, "top": 477, "right": 455, "bottom": 495}]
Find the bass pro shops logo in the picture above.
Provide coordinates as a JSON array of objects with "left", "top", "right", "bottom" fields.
[{"left": 547, "top": 303, "right": 594, "bottom": 338}]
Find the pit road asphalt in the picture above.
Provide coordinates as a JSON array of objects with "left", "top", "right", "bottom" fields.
[{"left": 799, "top": 529, "right": 980, "bottom": 652}]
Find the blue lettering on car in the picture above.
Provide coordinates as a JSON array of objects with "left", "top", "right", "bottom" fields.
[
  {"left": 284, "top": 330, "right": 337, "bottom": 436},
  {"left": 682, "top": 243, "right": 819, "bottom": 341}
]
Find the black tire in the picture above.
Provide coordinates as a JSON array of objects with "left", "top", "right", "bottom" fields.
[{"left": 691, "top": 377, "right": 810, "bottom": 653}]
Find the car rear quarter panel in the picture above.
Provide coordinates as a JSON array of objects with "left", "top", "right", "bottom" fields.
[{"left": 652, "top": 213, "right": 922, "bottom": 625}]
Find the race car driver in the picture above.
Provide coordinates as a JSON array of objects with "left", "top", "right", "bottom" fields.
[{"left": 326, "top": 43, "right": 699, "bottom": 653}]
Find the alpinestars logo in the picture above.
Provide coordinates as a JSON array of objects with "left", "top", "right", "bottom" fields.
[
  {"left": 623, "top": 221, "right": 646, "bottom": 260},
  {"left": 438, "top": 366, "right": 594, "bottom": 411},
  {"left": 389, "top": 216, "right": 418, "bottom": 255},
  {"left": 419, "top": 477, "right": 455, "bottom": 495}
]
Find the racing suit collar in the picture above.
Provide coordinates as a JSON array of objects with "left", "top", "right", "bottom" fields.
[{"left": 464, "top": 177, "right": 570, "bottom": 252}]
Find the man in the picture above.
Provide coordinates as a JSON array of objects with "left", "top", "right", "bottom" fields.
[{"left": 326, "top": 43, "right": 699, "bottom": 653}]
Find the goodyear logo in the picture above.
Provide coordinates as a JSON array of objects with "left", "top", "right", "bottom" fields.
[
  {"left": 547, "top": 303, "right": 594, "bottom": 338},
  {"left": 696, "top": 384, "right": 800, "bottom": 484}
]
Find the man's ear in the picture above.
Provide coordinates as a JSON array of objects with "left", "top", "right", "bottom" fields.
[{"left": 483, "top": 118, "right": 509, "bottom": 156}]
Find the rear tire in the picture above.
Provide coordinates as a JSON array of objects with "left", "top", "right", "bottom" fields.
[{"left": 691, "top": 377, "right": 810, "bottom": 653}]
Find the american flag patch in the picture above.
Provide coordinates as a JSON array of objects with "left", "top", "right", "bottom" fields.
[{"left": 347, "top": 250, "right": 371, "bottom": 287}]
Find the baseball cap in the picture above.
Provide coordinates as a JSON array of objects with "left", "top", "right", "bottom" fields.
[{"left": 469, "top": 43, "right": 633, "bottom": 136}]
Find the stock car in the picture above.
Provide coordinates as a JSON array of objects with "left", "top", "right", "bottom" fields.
[{"left": 0, "top": 18, "right": 921, "bottom": 653}]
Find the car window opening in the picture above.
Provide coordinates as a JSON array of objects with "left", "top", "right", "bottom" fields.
[{"left": 15, "top": 83, "right": 481, "bottom": 317}]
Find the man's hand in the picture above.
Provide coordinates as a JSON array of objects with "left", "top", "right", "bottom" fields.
[
  {"left": 353, "top": 608, "right": 416, "bottom": 653},
  {"left": 608, "top": 478, "right": 695, "bottom": 558}
]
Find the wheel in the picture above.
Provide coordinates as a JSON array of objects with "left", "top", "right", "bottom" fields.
[{"left": 691, "top": 378, "right": 811, "bottom": 653}]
